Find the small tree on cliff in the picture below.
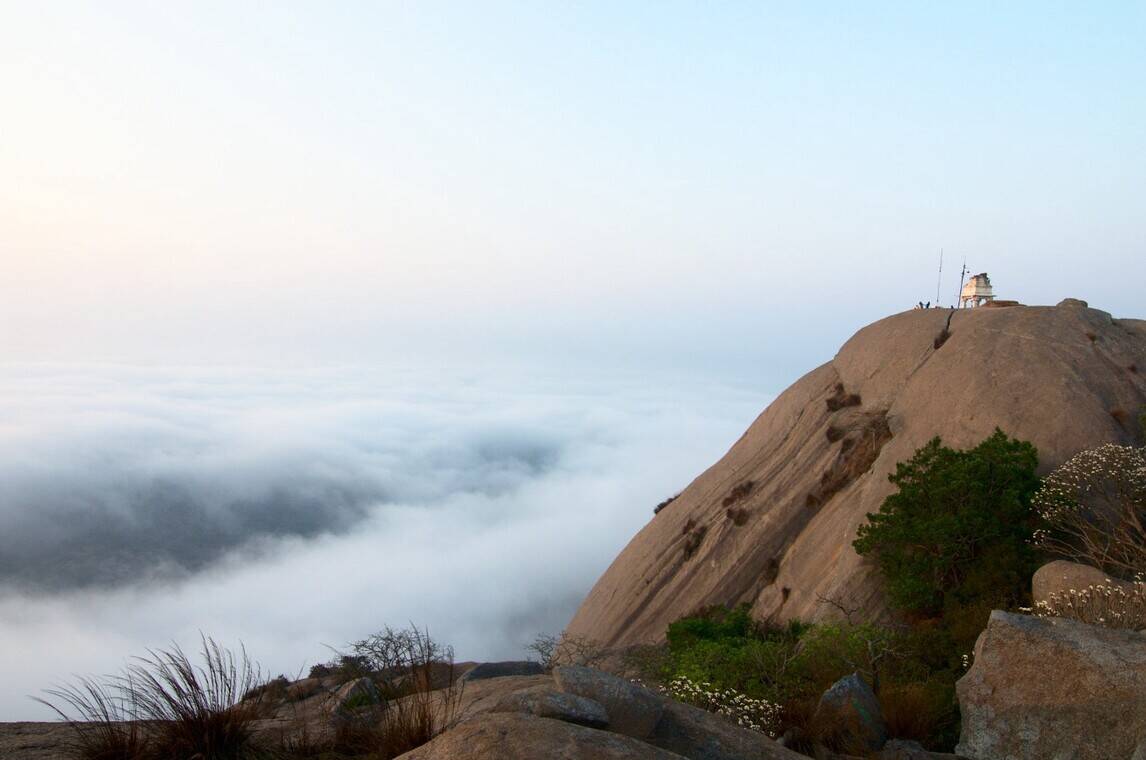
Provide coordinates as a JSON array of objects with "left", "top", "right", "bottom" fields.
[{"left": 853, "top": 429, "right": 1042, "bottom": 617}]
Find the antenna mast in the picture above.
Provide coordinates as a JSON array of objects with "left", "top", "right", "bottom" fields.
[
  {"left": 936, "top": 249, "right": 943, "bottom": 305},
  {"left": 956, "top": 258, "right": 968, "bottom": 308}
]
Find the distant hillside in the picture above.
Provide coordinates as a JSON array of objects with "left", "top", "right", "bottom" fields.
[{"left": 567, "top": 300, "right": 1146, "bottom": 648}]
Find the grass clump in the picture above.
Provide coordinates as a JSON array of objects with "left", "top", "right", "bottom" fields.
[{"left": 38, "top": 636, "right": 267, "bottom": 760}]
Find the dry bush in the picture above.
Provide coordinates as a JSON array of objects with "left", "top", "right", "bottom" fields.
[
  {"left": 1032, "top": 443, "right": 1146, "bottom": 580},
  {"left": 332, "top": 625, "right": 464, "bottom": 758},
  {"left": 653, "top": 493, "right": 679, "bottom": 515},
  {"left": 1026, "top": 580, "right": 1146, "bottom": 630},
  {"left": 879, "top": 682, "right": 957, "bottom": 747},
  {"left": 38, "top": 636, "right": 267, "bottom": 760},
  {"left": 826, "top": 383, "right": 862, "bottom": 412},
  {"left": 527, "top": 631, "right": 606, "bottom": 670}
]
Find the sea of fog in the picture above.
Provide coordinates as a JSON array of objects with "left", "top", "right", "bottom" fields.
[{"left": 0, "top": 362, "right": 770, "bottom": 720}]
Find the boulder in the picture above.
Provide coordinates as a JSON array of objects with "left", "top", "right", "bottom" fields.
[
  {"left": 1031, "top": 559, "right": 1135, "bottom": 604},
  {"left": 553, "top": 666, "right": 806, "bottom": 760},
  {"left": 554, "top": 666, "right": 664, "bottom": 739},
  {"left": 648, "top": 698, "right": 807, "bottom": 760},
  {"left": 461, "top": 661, "right": 546, "bottom": 682},
  {"left": 956, "top": 610, "right": 1146, "bottom": 759},
  {"left": 394, "top": 712, "right": 685, "bottom": 760},
  {"left": 491, "top": 685, "right": 609, "bottom": 728},
  {"left": 813, "top": 673, "right": 886, "bottom": 752},
  {"left": 285, "top": 677, "right": 324, "bottom": 702},
  {"left": 875, "top": 739, "right": 963, "bottom": 759},
  {"left": 326, "top": 677, "right": 381, "bottom": 715}
]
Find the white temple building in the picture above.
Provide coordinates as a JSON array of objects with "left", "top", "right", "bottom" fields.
[{"left": 960, "top": 273, "right": 996, "bottom": 308}]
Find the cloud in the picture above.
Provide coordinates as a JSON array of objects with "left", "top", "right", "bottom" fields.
[{"left": 0, "top": 362, "right": 767, "bottom": 719}]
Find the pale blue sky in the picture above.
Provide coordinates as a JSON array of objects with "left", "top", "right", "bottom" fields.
[{"left": 2, "top": 2, "right": 1143, "bottom": 381}]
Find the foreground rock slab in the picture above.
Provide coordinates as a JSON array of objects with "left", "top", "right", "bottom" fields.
[
  {"left": 554, "top": 666, "right": 805, "bottom": 760},
  {"left": 492, "top": 685, "right": 609, "bottom": 728},
  {"left": 957, "top": 610, "right": 1146, "bottom": 760},
  {"left": 395, "top": 712, "right": 686, "bottom": 760}
]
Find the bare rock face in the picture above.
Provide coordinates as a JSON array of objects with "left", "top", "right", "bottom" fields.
[
  {"left": 568, "top": 304, "right": 1146, "bottom": 648},
  {"left": 395, "top": 712, "right": 686, "bottom": 760},
  {"left": 956, "top": 610, "right": 1146, "bottom": 760}
]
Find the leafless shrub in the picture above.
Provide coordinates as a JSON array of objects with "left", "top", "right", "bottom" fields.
[
  {"left": 1032, "top": 443, "right": 1146, "bottom": 579},
  {"left": 332, "top": 625, "right": 464, "bottom": 758},
  {"left": 527, "top": 631, "right": 607, "bottom": 670},
  {"left": 878, "top": 682, "right": 956, "bottom": 746}
]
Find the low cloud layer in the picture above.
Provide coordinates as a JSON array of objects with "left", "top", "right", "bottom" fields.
[{"left": 0, "top": 362, "right": 767, "bottom": 719}]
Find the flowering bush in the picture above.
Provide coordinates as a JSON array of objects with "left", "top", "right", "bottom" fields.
[
  {"left": 1023, "top": 577, "right": 1146, "bottom": 630},
  {"left": 1032, "top": 443, "right": 1146, "bottom": 579},
  {"left": 658, "top": 675, "right": 782, "bottom": 736}
]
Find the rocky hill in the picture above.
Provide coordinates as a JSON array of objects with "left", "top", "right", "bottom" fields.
[{"left": 567, "top": 301, "right": 1146, "bottom": 648}]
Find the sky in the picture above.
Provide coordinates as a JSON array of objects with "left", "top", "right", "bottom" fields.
[
  {"left": 0, "top": 1, "right": 1144, "bottom": 720},
  {"left": 2, "top": 2, "right": 1143, "bottom": 378}
]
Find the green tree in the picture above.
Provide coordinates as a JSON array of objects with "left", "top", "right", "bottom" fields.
[{"left": 853, "top": 429, "right": 1041, "bottom": 616}]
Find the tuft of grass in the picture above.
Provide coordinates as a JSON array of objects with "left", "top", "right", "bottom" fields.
[
  {"left": 654, "top": 493, "right": 680, "bottom": 515},
  {"left": 37, "top": 675, "right": 150, "bottom": 760},
  {"left": 38, "top": 636, "right": 267, "bottom": 760}
]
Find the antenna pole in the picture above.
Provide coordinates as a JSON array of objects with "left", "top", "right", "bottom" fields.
[
  {"left": 936, "top": 249, "right": 943, "bottom": 305},
  {"left": 956, "top": 258, "right": 968, "bottom": 308}
]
